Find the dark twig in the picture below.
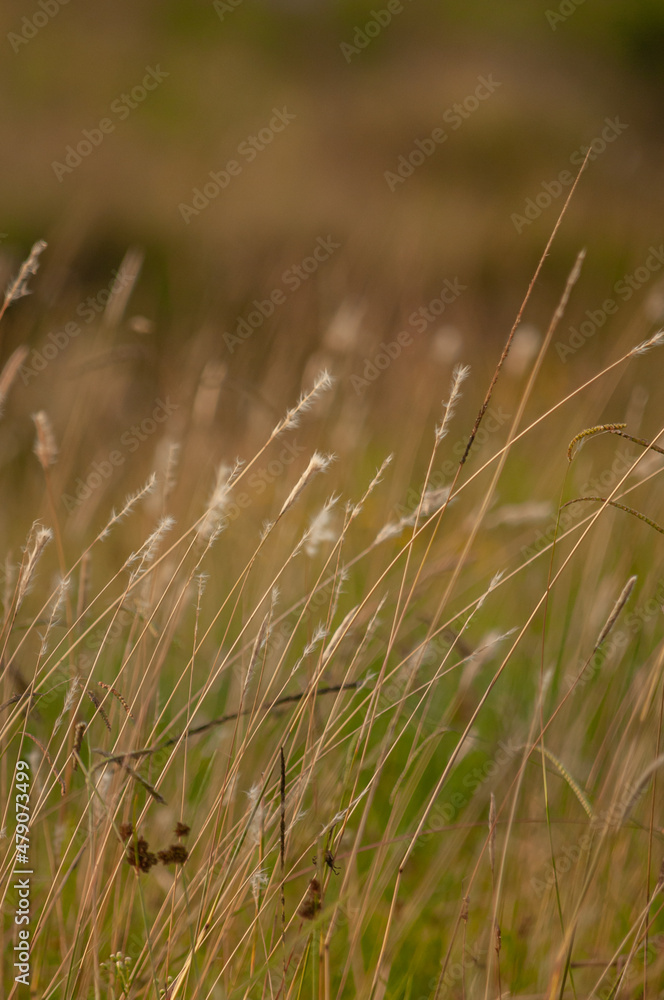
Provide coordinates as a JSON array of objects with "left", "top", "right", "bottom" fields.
[
  {"left": 280, "top": 746, "right": 287, "bottom": 989},
  {"left": 91, "top": 682, "right": 360, "bottom": 769},
  {"left": 94, "top": 748, "right": 167, "bottom": 805}
]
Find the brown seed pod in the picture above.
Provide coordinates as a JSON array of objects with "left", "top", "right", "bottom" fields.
[
  {"left": 158, "top": 844, "right": 189, "bottom": 865},
  {"left": 298, "top": 877, "right": 322, "bottom": 920},
  {"left": 125, "top": 836, "right": 158, "bottom": 873},
  {"left": 72, "top": 721, "right": 87, "bottom": 771}
]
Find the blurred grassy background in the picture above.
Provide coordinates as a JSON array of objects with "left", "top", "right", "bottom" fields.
[
  {"left": 1, "top": 0, "right": 663, "bottom": 545},
  {"left": 1, "top": 0, "right": 664, "bottom": 564},
  {"left": 2, "top": 0, "right": 664, "bottom": 331}
]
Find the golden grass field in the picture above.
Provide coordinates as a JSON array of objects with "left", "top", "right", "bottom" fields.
[
  {"left": 2, "top": 174, "right": 664, "bottom": 1000},
  {"left": 3, "top": 3, "right": 664, "bottom": 997}
]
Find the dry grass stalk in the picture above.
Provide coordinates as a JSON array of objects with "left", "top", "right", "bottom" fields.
[
  {"left": 87, "top": 689, "right": 111, "bottom": 731},
  {"left": 53, "top": 676, "right": 81, "bottom": 735},
  {"left": 97, "top": 680, "right": 134, "bottom": 720},
  {"left": 91, "top": 682, "right": 360, "bottom": 766},
  {"left": 196, "top": 461, "right": 241, "bottom": 541},
  {"left": 76, "top": 552, "right": 91, "bottom": 623},
  {"left": 95, "top": 749, "right": 166, "bottom": 805},
  {"left": 0, "top": 345, "right": 28, "bottom": 415},
  {"left": 279, "top": 452, "right": 334, "bottom": 518},
  {"left": 97, "top": 474, "right": 157, "bottom": 542},
  {"left": 32, "top": 411, "right": 58, "bottom": 469},
  {"left": 562, "top": 497, "right": 664, "bottom": 535},
  {"left": 71, "top": 721, "right": 86, "bottom": 771},
  {"left": 567, "top": 423, "right": 627, "bottom": 462},
  {"left": 594, "top": 575, "right": 638, "bottom": 652},
  {"left": 273, "top": 370, "right": 334, "bottom": 437},
  {"left": 16, "top": 523, "right": 53, "bottom": 611},
  {"left": 488, "top": 792, "right": 496, "bottom": 879},
  {"left": 629, "top": 329, "right": 664, "bottom": 356},
  {"left": 0, "top": 239, "right": 47, "bottom": 322},
  {"left": 23, "top": 731, "right": 65, "bottom": 795},
  {"left": 435, "top": 363, "right": 471, "bottom": 444},
  {"left": 280, "top": 746, "right": 287, "bottom": 985}
]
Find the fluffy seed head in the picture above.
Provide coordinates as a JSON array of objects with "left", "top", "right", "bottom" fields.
[
  {"left": 278, "top": 452, "right": 334, "bottom": 518},
  {"left": 436, "top": 363, "right": 471, "bottom": 444},
  {"left": 3, "top": 239, "right": 47, "bottom": 313},
  {"left": 32, "top": 411, "right": 58, "bottom": 469},
  {"left": 17, "top": 523, "right": 53, "bottom": 610}
]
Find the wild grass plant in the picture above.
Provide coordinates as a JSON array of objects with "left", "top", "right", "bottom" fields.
[{"left": 2, "top": 187, "right": 664, "bottom": 1000}]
